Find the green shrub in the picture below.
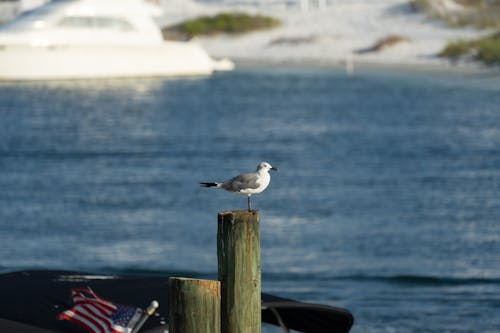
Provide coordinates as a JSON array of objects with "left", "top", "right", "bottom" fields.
[
  {"left": 440, "top": 33, "right": 500, "bottom": 65},
  {"left": 476, "top": 37, "right": 500, "bottom": 64},
  {"left": 163, "top": 12, "right": 281, "bottom": 39},
  {"left": 440, "top": 40, "right": 476, "bottom": 57}
]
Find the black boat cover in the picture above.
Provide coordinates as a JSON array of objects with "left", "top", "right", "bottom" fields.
[{"left": 0, "top": 270, "right": 353, "bottom": 333}]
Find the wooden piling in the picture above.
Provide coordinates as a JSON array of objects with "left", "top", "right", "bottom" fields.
[
  {"left": 217, "top": 210, "right": 261, "bottom": 333},
  {"left": 168, "top": 277, "right": 221, "bottom": 333}
]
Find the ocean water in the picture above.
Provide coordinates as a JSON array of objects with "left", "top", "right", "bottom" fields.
[{"left": 0, "top": 66, "right": 499, "bottom": 333}]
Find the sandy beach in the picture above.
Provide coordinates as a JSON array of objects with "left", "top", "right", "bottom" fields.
[{"left": 159, "top": 0, "right": 492, "bottom": 71}]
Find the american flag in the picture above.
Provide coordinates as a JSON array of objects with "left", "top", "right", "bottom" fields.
[{"left": 58, "top": 287, "right": 143, "bottom": 333}]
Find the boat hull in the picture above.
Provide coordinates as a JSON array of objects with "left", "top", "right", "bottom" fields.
[{"left": 0, "top": 41, "right": 220, "bottom": 80}]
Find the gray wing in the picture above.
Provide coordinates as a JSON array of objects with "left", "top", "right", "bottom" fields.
[{"left": 222, "top": 172, "right": 260, "bottom": 192}]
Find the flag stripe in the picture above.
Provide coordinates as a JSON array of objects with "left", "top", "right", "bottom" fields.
[
  {"left": 72, "top": 292, "right": 117, "bottom": 313},
  {"left": 72, "top": 289, "right": 117, "bottom": 309},
  {"left": 80, "top": 304, "right": 114, "bottom": 332},
  {"left": 85, "top": 304, "right": 115, "bottom": 330},
  {"left": 58, "top": 287, "right": 142, "bottom": 333},
  {"left": 72, "top": 300, "right": 114, "bottom": 317},
  {"left": 60, "top": 309, "right": 105, "bottom": 333},
  {"left": 92, "top": 301, "right": 116, "bottom": 316}
]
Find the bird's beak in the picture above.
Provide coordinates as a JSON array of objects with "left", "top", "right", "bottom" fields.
[{"left": 271, "top": 166, "right": 278, "bottom": 171}]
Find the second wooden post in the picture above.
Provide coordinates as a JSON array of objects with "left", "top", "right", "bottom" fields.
[
  {"left": 217, "top": 210, "right": 261, "bottom": 333},
  {"left": 169, "top": 277, "right": 221, "bottom": 333}
]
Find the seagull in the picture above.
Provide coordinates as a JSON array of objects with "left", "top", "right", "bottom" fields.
[{"left": 200, "top": 162, "right": 278, "bottom": 211}]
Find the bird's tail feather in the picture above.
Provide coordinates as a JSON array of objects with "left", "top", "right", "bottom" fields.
[{"left": 200, "top": 182, "right": 221, "bottom": 188}]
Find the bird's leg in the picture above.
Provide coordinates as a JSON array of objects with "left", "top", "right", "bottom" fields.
[{"left": 247, "top": 195, "right": 252, "bottom": 211}]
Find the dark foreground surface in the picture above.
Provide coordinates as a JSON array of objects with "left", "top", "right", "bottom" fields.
[{"left": 0, "top": 270, "right": 353, "bottom": 333}]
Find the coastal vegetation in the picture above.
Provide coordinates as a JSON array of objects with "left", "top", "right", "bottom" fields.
[
  {"left": 410, "top": 0, "right": 500, "bottom": 65},
  {"left": 439, "top": 32, "right": 500, "bottom": 65},
  {"left": 162, "top": 12, "right": 281, "bottom": 40},
  {"left": 410, "top": 0, "right": 500, "bottom": 28}
]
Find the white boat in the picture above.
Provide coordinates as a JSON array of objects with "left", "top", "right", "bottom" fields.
[{"left": 0, "top": 0, "right": 234, "bottom": 80}]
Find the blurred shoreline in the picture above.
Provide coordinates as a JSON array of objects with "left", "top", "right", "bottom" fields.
[
  {"left": 226, "top": 57, "right": 499, "bottom": 76},
  {"left": 161, "top": 0, "right": 496, "bottom": 72},
  {"left": 1, "top": 0, "right": 498, "bottom": 75}
]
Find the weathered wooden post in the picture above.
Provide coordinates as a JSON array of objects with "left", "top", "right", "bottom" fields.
[
  {"left": 168, "top": 277, "right": 221, "bottom": 333},
  {"left": 217, "top": 210, "right": 261, "bottom": 333}
]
